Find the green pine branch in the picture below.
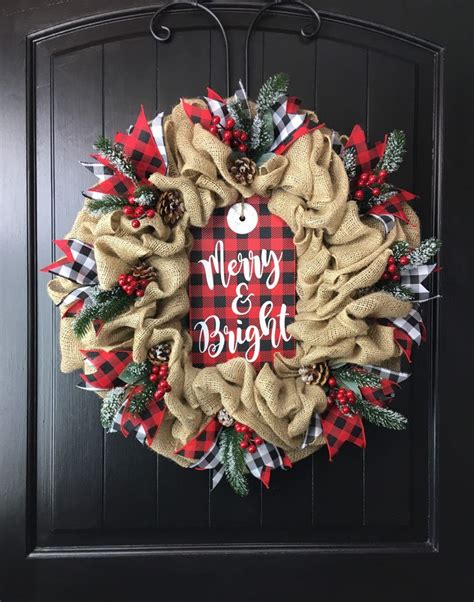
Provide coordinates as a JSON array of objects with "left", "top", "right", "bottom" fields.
[
  {"left": 86, "top": 194, "right": 129, "bottom": 216},
  {"left": 72, "top": 286, "right": 135, "bottom": 338},
  {"left": 333, "top": 364, "right": 381, "bottom": 388},
  {"left": 409, "top": 237, "right": 441, "bottom": 266},
  {"left": 255, "top": 73, "right": 289, "bottom": 115},
  {"left": 376, "top": 130, "right": 406, "bottom": 174},
  {"left": 133, "top": 185, "right": 157, "bottom": 206},
  {"left": 218, "top": 427, "right": 249, "bottom": 497},
  {"left": 94, "top": 135, "right": 138, "bottom": 183},
  {"left": 354, "top": 398, "right": 407, "bottom": 430},
  {"left": 379, "top": 282, "right": 415, "bottom": 301},
  {"left": 249, "top": 111, "right": 274, "bottom": 158},
  {"left": 391, "top": 240, "right": 410, "bottom": 261},
  {"left": 100, "top": 387, "right": 126, "bottom": 429},
  {"left": 227, "top": 97, "right": 252, "bottom": 136},
  {"left": 128, "top": 380, "right": 156, "bottom": 415}
]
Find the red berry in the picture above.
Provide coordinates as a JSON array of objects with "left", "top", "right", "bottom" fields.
[
  {"left": 340, "top": 405, "right": 350, "bottom": 414},
  {"left": 136, "top": 290, "right": 144, "bottom": 297},
  {"left": 134, "top": 206, "right": 145, "bottom": 217},
  {"left": 387, "top": 263, "right": 398, "bottom": 274},
  {"left": 238, "top": 144, "right": 247, "bottom": 153},
  {"left": 128, "top": 198, "right": 136, "bottom": 205},
  {"left": 329, "top": 390, "right": 337, "bottom": 399},
  {"left": 388, "top": 255, "right": 396, "bottom": 264},
  {"left": 381, "top": 271, "right": 390, "bottom": 280},
  {"left": 123, "top": 206, "right": 134, "bottom": 216},
  {"left": 360, "top": 171, "right": 369, "bottom": 181},
  {"left": 153, "top": 390, "right": 163, "bottom": 400},
  {"left": 372, "top": 187, "right": 381, "bottom": 197},
  {"left": 211, "top": 115, "right": 220, "bottom": 125},
  {"left": 209, "top": 125, "right": 218, "bottom": 136},
  {"left": 223, "top": 130, "right": 233, "bottom": 142},
  {"left": 248, "top": 444, "right": 257, "bottom": 454},
  {"left": 239, "top": 131, "right": 248, "bottom": 142},
  {"left": 392, "top": 273, "right": 401, "bottom": 282},
  {"left": 243, "top": 432, "right": 250, "bottom": 441},
  {"left": 327, "top": 376, "right": 337, "bottom": 388},
  {"left": 233, "top": 129, "right": 241, "bottom": 139},
  {"left": 254, "top": 437, "right": 263, "bottom": 446},
  {"left": 159, "top": 364, "right": 168, "bottom": 375},
  {"left": 125, "top": 287, "right": 134, "bottom": 296},
  {"left": 399, "top": 255, "right": 410, "bottom": 266},
  {"left": 146, "top": 209, "right": 156, "bottom": 218},
  {"left": 131, "top": 219, "right": 140, "bottom": 228},
  {"left": 152, "top": 365, "right": 160, "bottom": 374},
  {"left": 357, "top": 178, "right": 366, "bottom": 187},
  {"left": 149, "top": 373, "right": 158, "bottom": 382},
  {"left": 338, "top": 388, "right": 345, "bottom": 394},
  {"left": 354, "top": 189, "right": 365, "bottom": 201},
  {"left": 368, "top": 174, "right": 377, "bottom": 185},
  {"left": 240, "top": 440, "right": 248, "bottom": 449},
  {"left": 378, "top": 169, "right": 388, "bottom": 180},
  {"left": 225, "top": 117, "right": 235, "bottom": 129}
]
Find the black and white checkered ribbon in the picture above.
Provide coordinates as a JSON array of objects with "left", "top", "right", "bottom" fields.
[
  {"left": 400, "top": 263, "right": 437, "bottom": 302},
  {"left": 80, "top": 161, "right": 114, "bottom": 200},
  {"left": 269, "top": 96, "right": 306, "bottom": 152},
  {"left": 202, "top": 95, "right": 229, "bottom": 127},
  {"left": 360, "top": 363, "right": 410, "bottom": 384},
  {"left": 149, "top": 111, "right": 168, "bottom": 172},
  {"left": 301, "top": 413, "right": 323, "bottom": 449},
  {"left": 52, "top": 240, "right": 98, "bottom": 308},
  {"left": 370, "top": 213, "right": 396, "bottom": 234},
  {"left": 191, "top": 432, "right": 289, "bottom": 490},
  {"left": 387, "top": 305, "right": 424, "bottom": 345}
]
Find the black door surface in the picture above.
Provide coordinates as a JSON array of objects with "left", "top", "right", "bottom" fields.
[{"left": 0, "top": 0, "right": 472, "bottom": 600}]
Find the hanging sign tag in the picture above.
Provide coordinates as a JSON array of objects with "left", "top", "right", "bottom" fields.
[{"left": 189, "top": 195, "right": 296, "bottom": 370}]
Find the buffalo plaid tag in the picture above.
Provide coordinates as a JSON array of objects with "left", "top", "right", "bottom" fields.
[
  {"left": 189, "top": 195, "right": 296, "bottom": 371},
  {"left": 78, "top": 349, "right": 132, "bottom": 391},
  {"left": 321, "top": 404, "right": 366, "bottom": 460}
]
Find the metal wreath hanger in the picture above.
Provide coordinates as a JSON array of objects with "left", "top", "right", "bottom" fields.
[{"left": 149, "top": 0, "right": 321, "bottom": 97}]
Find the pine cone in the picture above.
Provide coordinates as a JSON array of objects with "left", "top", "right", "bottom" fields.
[
  {"left": 229, "top": 156, "right": 257, "bottom": 185},
  {"left": 298, "top": 361, "right": 330, "bottom": 385},
  {"left": 147, "top": 342, "right": 171, "bottom": 365},
  {"left": 157, "top": 190, "right": 184, "bottom": 226},
  {"left": 131, "top": 260, "right": 158, "bottom": 283}
]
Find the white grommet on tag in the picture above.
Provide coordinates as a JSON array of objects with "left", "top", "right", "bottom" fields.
[{"left": 226, "top": 201, "right": 258, "bottom": 234}]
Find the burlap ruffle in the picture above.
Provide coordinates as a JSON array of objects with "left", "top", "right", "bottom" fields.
[{"left": 48, "top": 99, "right": 420, "bottom": 466}]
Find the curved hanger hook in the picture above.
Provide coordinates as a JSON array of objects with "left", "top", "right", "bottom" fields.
[
  {"left": 150, "top": 1, "right": 230, "bottom": 96},
  {"left": 245, "top": 0, "right": 321, "bottom": 92}
]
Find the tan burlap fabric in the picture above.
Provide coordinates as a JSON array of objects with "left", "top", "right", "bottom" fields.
[{"left": 48, "top": 99, "right": 420, "bottom": 466}]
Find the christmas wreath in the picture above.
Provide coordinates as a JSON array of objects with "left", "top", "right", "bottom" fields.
[{"left": 42, "top": 74, "right": 440, "bottom": 496}]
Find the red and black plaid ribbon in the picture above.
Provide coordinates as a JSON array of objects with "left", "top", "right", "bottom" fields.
[
  {"left": 181, "top": 98, "right": 213, "bottom": 130},
  {"left": 110, "top": 394, "right": 166, "bottom": 446},
  {"left": 175, "top": 417, "right": 222, "bottom": 461},
  {"left": 360, "top": 378, "right": 397, "bottom": 406},
  {"left": 115, "top": 105, "right": 166, "bottom": 179},
  {"left": 367, "top": 188, "right": 416, "bottom": 223},
  {"left": 78, "top": 349, "right": 132, "bottom": 391},
  {"left": 87, "top": 155, "right": 136, "bottom": 199},
  {"left": 344, "top": 124, "right": 386, "bottom": 173},
  {"left": 321, "top": 404, "right": 366, "bottom": 461}
]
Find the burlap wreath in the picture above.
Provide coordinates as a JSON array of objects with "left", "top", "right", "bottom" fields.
[{"left": 48, "top": 98, "right": 419, "bottom": 467}]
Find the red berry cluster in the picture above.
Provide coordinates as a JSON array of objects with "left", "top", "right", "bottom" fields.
[
  {"left": 118, "top": 273, "right": 151, "bottom": 298},
  {"left": 123, "top": 199, "right": 156, "bottom": 229},
  {"left": 209, "top": 116, "right": 249, "bottom": 153},
  {"left": 353, "top": 169, "right": 388, "bottom": 202},
  {"left": 234, "top": 422, "right": 263, "bottom": 454},
  {"left": 148, "top": 364, "right": 171, "bottom": 401},
  {"left": 381, "top": 253, "right": 410, "bottom": 283},
  {"left": 326, "top": 376, "right": 357, "bottom": 415}
]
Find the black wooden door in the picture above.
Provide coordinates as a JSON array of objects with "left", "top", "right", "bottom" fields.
[{"left": 0, "top": 1, "right": 471, "bottom": 600}]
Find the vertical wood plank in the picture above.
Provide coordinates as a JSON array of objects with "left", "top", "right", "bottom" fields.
[
  {"left": 102, "top": 36, "right": 158, "bottom": 530},
  {"left": 312, "top": 38, "right": 368, "bottom": 526},
  {"left": 51, "top": 46, "right": 104, "bottom": 530},
  {"left": 363, "top": 51, "right": 416, "bottom": 526}
]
